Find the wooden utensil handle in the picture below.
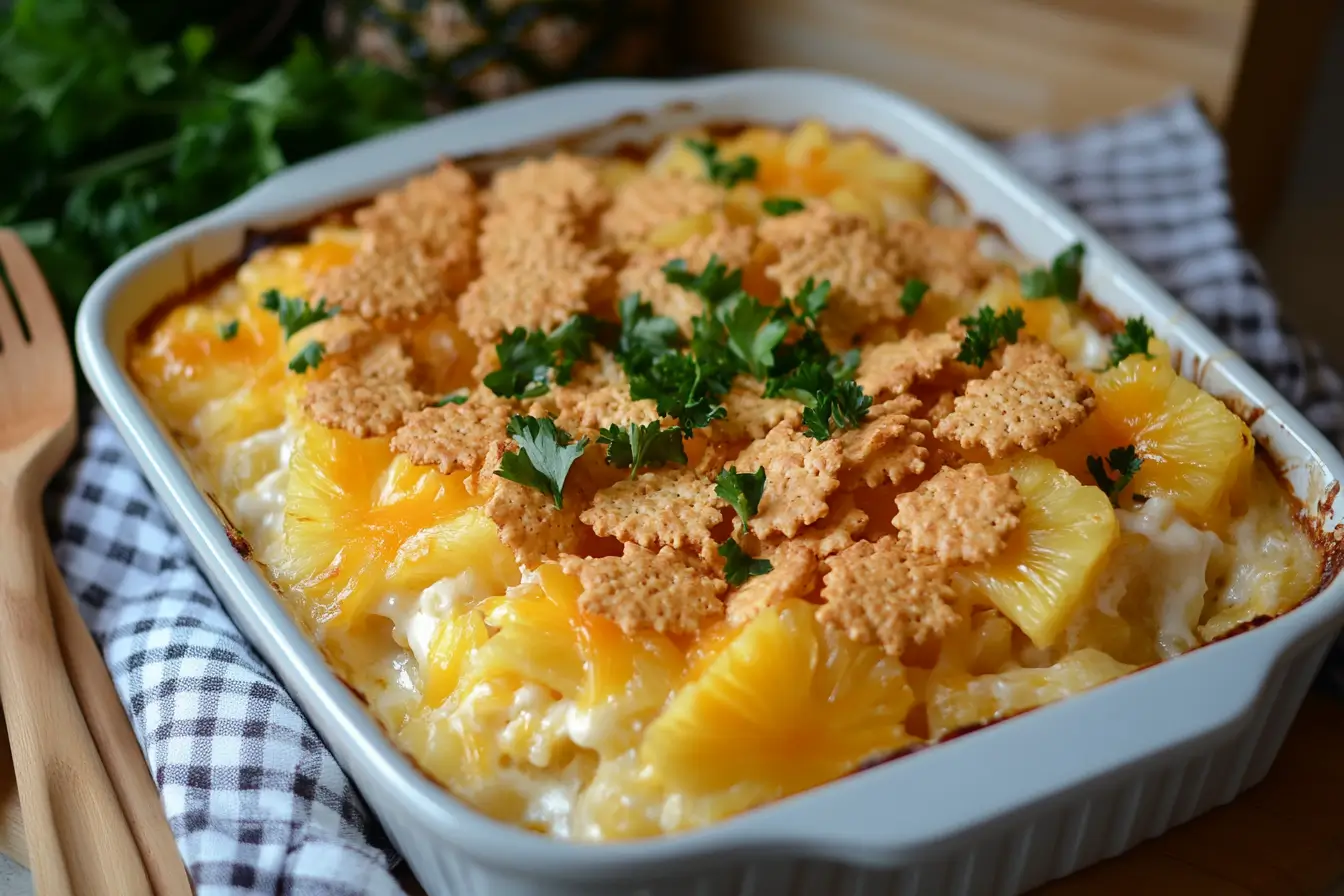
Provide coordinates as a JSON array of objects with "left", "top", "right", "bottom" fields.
[
  {"left": 0, "top": 491, "right": 150, "bottom": 896},
  {"left": 40, "top": 522, "right": 194, "bottom": 896}
]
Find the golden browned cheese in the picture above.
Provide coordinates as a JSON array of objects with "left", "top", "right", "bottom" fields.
[{"left": 127, "top": 122, "right": 1322, "bottom": 841}]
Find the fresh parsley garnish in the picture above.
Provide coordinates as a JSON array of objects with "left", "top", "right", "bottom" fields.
[
  {"left": 716, "top": 292, "right": 791, "bottom": 379},
  {"left": 956, "top": 306, "right": 1025, "bottom": 366},
  {"left": 218, "top": 319, "right": 239, "bottom": 341},
  {"left": 287, "top": 340, "right": 325, "bottom": 374},
  {"left": 662, "top": 255, "right": 743, "bottom": 307},
  {"left": 719, "top": 538, "right": 773, "bottom": 586},
  {"left": 614, "top": 293, "right": 683, "bottom": 373},
  {"left": 775, "top": 277, "right": 830, "bottom": 328},
  {"left": 1087, "top": 445, "right": 1144, "bottom": 506},
  {"left": 1020, "top": 242, "right": 1086, "bottom": 302},
  {"left": 762, "top": 197, "right": 805, "bottom": 216},
  {"left": 496, "top": 416, "right": 589, "bottom": 509},
  {"left": 260, "top": 289, "right": 339, "bottom": 340},
  {"left": 715, "top": 466, "right": 766, "bottom": 536},
  {"left": 483, "top": 316, "right": 604, "bottom": 399},
  {"left": 433, "top": 392, "right": 468, "bottom": 407},
  {"left": 598, "top": 421, "right": 687, "bottom": 477},
  {"left": 899, "top": 279, "right": 929, "bottom": 316},
  {"left": 1109, "top": 317, "right": 1155, "bottom": 367},
  {"left": 766, "top": 361, "right": 872, "bottom": 440},
  {"left": 684, "top": 139, "right": 759, "bottom": 188},
  {"left": 628, "top": 351, "right": 728, "bottom": 432}
]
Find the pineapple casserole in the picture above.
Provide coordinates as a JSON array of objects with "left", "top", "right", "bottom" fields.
[{"left": 129, "top": 121, "right": 1326, "bottom": 840}]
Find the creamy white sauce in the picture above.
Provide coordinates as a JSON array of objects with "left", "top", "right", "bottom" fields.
[{"left": 225, "top": 424, "right": 295, "bottom": 555}]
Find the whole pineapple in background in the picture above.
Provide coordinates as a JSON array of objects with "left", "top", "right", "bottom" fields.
[{"left": 325, "top": 0, "right": 670, "bottom": 109}]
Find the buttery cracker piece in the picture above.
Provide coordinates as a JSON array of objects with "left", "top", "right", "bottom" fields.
[
  {"left": 725, "top": 542, "right": 819, "bottom": 625},
  {"left": 391, "top": 389, "right": 515, "bottom": 473},
  {"left": 935, "top": 361, "right": 1094, "bottom": 458},
  {"left": 487, "top": 153, "right": 610, "bottom": 221},
  {"left": 759, "top": 204, "right": 903, "bottom": 335},
  {"left": 818, "top": 537, "right": 960, "bottom": 655},
  {"left": 894, "top": 463, "right": 1024, "bottom": 564},
  {"left": 788, "top": 493, "right": 869, "bottom": 559},
  {"left": 734, "top": 421, "right": 843, "bottom": 539},
  {"left": 486, "top": 475, "right": 586, "bottom": 569},
  {"left": 310, "top": 247, "right": 453, "bottom": 322},
  {"left": 998, "top": 337, "right": 1066, "bottom": 372},
  {"left": 553, "top": 385, "right": 660, "bottom": 436},
  {"left": 837, "top": 412, "right": 929, "bottom": 489},
  {"left": 561, "top": 544, "right": 727, "bottom": 635},
  {"left": 355, "top": 162, "right": 480, "bottom": 291},
  {"left": 456, "top": 257, "right": 604, "bottom": 344},
  {"left": 921, "top": 391, "right": 958, "bottom": 427},
  {"left": 478, "top": 203, "right": 592, "bottom": 273},
  {"left": 617, "top": 224, "right": 756, "bottom": 334},
  {"left": 302, "top": 366, "right": 426, "bottom": 439},
  {"left": 708, "top": 379, "right": 802, "bottom": 443},
  {"left": 581, "top": 468, "right": 724, "bottom": 559},
  {"left": 600, "top": 173, "right": 725, "bottom": 246},
  {"left": 887, "top": 219, "right": 996, "bottom": 298},
  {"left": 856, "top": 330, "right": 962, "bottom": 401}
]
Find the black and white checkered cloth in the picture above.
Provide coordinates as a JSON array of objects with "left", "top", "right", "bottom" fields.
[{"left": 41, "top": 94, "right": 1344, "bottom": 895}]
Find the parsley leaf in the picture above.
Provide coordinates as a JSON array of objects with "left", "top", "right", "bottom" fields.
[
  {"left": 546, "top": 314, "right": 606, "bottom": 384},
  {"left": 218, "top": 319, "right": 239, "bottom": 341},
  {"left": 287, "top": 340, "right": 325, "bottom": 374},
  {"left": 433, "top": 392, "right": 468, "bottom": 407},
  {"left": 775, "top": 277, "right": 830, "bottom": 327},
  {"left": 662, "top": 255, "right": 743, "bottom": 307},
  {"left": 899, "top": 278, "right": 929, "bottom": 316},
  {"left": 719, "top": 538, "right": 773, "bottom": 586},
  {"left": 598, "top": 421, "right": 687, "bottom": 476},
  {"left": 1087, "top": 445, "right": 1144, "bottom": 506},
  {"left": 766, "top": 361, "right": 871, "bottom": 440},
  {"left": 716, "top": 292, "right": 791, "bottom": 378},
  {"left": 496, "top": 416, "right": 589, "bottom": 509},
  {"left": 762, "top": 196, "right": 805, "bottom": 216},
  {"left": 830, "top": 378, "right": 873, "bottom": 430},
  {"left": 483, "top": 316, "right": 604, "bottom": 398},
  {"left": 956, "top": 306, "right": 1025, "bottom": 366},
  {"left": 260, "top": 289, "right": 338, "bottom": 340},
  {"left": 715, "top": 466, "right": 766, "bottom": 536},
  {"left": 684, "top": 138, "right": 759, "bottom": 188},
  {"left": 1019, "top": 242, "right": 1086, "bottom": 302},
  {"left": 628, "top": 351, "right": 728, "bottom": 432},
  {"left": 615, "top": 293, "right": 682, "bottom": 373},
  {"left": 1109, "top": 316, "right": 1155, "bottom": 367}
]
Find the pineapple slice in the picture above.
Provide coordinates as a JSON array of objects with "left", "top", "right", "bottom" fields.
[
  {"left": 640, "top": 599, "right": 916, "bottom": 813},
  {"left": 646, "top": 212, "right": 717, "bottom": 250},
  {"left": 474, "top": 565, "right": 685, "bottom": 757},
  {"left": 422, "top": 608, "right": 489, "bottom": 707},
  {"left": 958, "top": 455, "right": 1119, "bottom": 648},
  {"left": 927, "top": 648, "right": 1137, "bottom": 738},
  {"left": 1052, "top": 355, "right": 1254, "bottom": 524},
  {"left": 237, "top": 238, "right": 357, "bottom": 308},
  {"left": 274, "top": 425, "right": 483, "bottom": 629}
]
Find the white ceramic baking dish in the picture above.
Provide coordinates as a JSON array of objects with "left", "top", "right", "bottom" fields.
[{"left": 76, "top": 70, "right": 1344, "bottom": 896}]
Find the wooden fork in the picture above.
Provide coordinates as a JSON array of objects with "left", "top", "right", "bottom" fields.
[{"left": 0, "top": 230, "right": 151, "bottom": 895}]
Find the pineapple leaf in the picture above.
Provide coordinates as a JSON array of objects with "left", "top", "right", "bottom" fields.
[{"left": 497, "top": 415, "right": 589, "bottom": 510}]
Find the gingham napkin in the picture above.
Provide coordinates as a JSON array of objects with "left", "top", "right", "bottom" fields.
[{"left": 41, "top": 93, "right": 1344, "bottom": 895}]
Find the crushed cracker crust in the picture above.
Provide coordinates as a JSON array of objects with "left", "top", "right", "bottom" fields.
[
  {"left": 935, "top": 361, "right": 1094, "bottom": 457},
  {"left": 487, "top": 153, "right": 610, "bottom": 222},
  {"left": 561, "top": 544, "right": 726, "bottom": 634},
  {"left": 999, "top": 337, "right": 1066, "bottom": 372},
  {"left": 894, "top": 463, "right": 1024, "bottom": 564},
  {"left": 487, "top": 474, "right": 586, "bottom": 569},
  {"left": 600, "top": 174, "right": 724, "bottom": 246},
  {"left": 310, "top": 247, "right": 455, "bottom": 322},
  {"left": 581, "top": 469, "right": 724, "bottom": 558},
  {"left": 302, "top": 366, "right": 426, "bottom": 439},
  {"left": 456, "top": 254, "right": 606, "bottom": 344},
  {"left": 552, "top": 384, "right": 660, "bottom": 436},
  {"left": 725, "top": 542, "right": 819, "bottom": 625},
  {"left": 708, "top": 379, "right": 802, "bottom": 443},
  {"left": 354, "top": 161, "right": 480, "bottom": 291},
  {"left": 818, "top": 537, "right": 960, "bottom": 655},
  {"left": 837, "top": 413, "right": 930, "bottom": 489},
  {"left": 886, "top": 219, "right": 996, "bottom": 298},
  {"left": 390, "top": 390, "right": 516, "bottom": 473},
  {"left": 786, "top": 493, "right": 869, "bottom": 558},
  {"left": 856, "top": 331, "right": 962, "bottom": 401},
  {"left": 734, "top": 422, "right": 843, "bottom": 539}
]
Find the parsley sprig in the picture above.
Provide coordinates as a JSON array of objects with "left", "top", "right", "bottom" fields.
[
  {"left": 762, "top": 197, "right": 805, "bottom": 217},
  {"left": 774, "top": 277, "right": 830, "bottom": 328},
  {"left": 956, "top": 306, "right": 1025, "bottom": 367},
  {"left": 715, "top": 466, "right": 766, "bottom": 536},
  {"left": 684, "top": 139, "right": 759, "bottom": 188},
  {"left": 719, "top": 538, "right": 773, "bottom": 586},
  {"left": 766, "top": 362, "right": 872, "bottom": 440},
  {"left": 1087, "top": 445, "right": 1144, "bottom": 506},
  {"left": 662, "top": 255, "right": 743, "bottom": 307},
  {"left": 260, "top": 289, "right": 338, "bottom": 340},
  {"left": 483, "top": 315, "right": 605, "bottom": 399},
  {"left": 899, "top": 278, "right": 929, "bottom": 317},
  {"left": 598, "top": 421, "right": 687, "bottom": 477},
  {"left": 287, "top": 340, "right": 325, "bottom": 374},
  {"left": 628, "top": 352, "right": 729, "bottom": 431},
  {"left": 1109, "top": 316, "right": 1155, "bottom": 367},
  {"left": 496, "top": 416, "right": 589, "bottom": 509},
  {"left": 614, "top": 294, "right": 683, "bottom": 372},
  {"left": 1020, "top": 243, "right": 1086, "bottom": 302},
  {"left": 218, "top": 319, "right": 239, "bottom": 341},
  {"left": 716, "top": 292, "right": 791, "bottom": 378}
]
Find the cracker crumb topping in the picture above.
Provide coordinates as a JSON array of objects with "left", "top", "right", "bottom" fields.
[
  {"left": 708, "top": 379, "right": 802, "bottom": 443},
  {"left": 734, "top": 421, "right": 843, "bottom": 539},
  {"left": 935, "top": 361, "right": 1094, "bottom": 457},
  {"left": 856, "top": 330, "right": 962, "bottom": 401},
  {"left": 894, "top": 463, "right": 1024, "bottom": 564},
  {"left": 487, "top": 153, "right": 609, "bottom": 222},
  {"left": 456, "top": 250, "right": 607, "bottom": 345},
  {"left": 818, "top": 537, "right": 960, "bottom": 655},
  {"left": 600, "top": 174, "right": 724, "bottom": 246},
  {"left": 781, "top": 493, "right": 869, "bottom": 559},
  {"left": 302, "top": 366, "right": 426, "bottom": 439},
  {"left": 836, "top": 411, "right": 930, "bottom": 489},
  {"left": 486, "top": 459, "right": 588, "bottom": 568},
  {"left": 999, "top": 337, "right": 1066, "bottom": 372},
  {"left": 581, "top": 468, "right": 724, "bottom": 559},
  {"left": 617, "top": 225, "right": 755, "bottom": 334},
  {"left": 725, "top": 542, "right": 819, "bottom": 625},
  {"left": 561, "top": 544, "right": 727, "bottom": 635},
  {"left": 390, "top": 390, "right": 516, "bottom": 473},
  {"left": 354, "top": 161, "right": 480, "bottom": 291},
  {"left": 310, "top": 247, "right": 455, "bottom": 322},
  {"left": 886, "top": 219, "right": 995, "bottom": 298}
]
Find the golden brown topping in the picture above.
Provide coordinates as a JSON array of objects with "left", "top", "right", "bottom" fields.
[
  {"left": 456, "top": 247, "right": 607, "bottom": 344},
  {"left": 707, "top": 379, "right": 803, "bottom": 443},
  {"left": 487, "top": 471, "right": 587, "bottom": 569},
  {"left": 759, "top": 204, "right": 902, "bottom": 337},
  {"left": 836, "top": 412, "right": 929, "bottom": 489},
  {"left": 999, "top": 337, "right": 1067, "bottom": 372},
  {"left": 725, "top": 542, "right": 819, "bottom": 625},
  {"left": 818, "top": 537, "right": 960, "bottom": 655},
  {"left": 302, "top": 367, "right": 426, "bottom": 439},
  {"left": 887, "top": 219, "right": 996, "bottom": 298},
  {"left": 935, "top": 361, "right": 1094, "bottom": 458},
  {"left": 734, "top": 422, "right": 843, "bottom": 539},
  {"left": 787, "top": 493, "right": 869, "bottom": 559},
  {"left": 294, "top": 315, "right": 374, "bottom": 358},
  {"left": 487, "top": 153, "right": 609, "bottom": 221},
  {"left": 894, "top": 463, "right": 1024, "bottom": 564},
  {"left": 390, "top": 390, "right": 515, "bottom": 473},
  {"left": 354, "top": 161, "right": 480, "bottom": 291},
  {"left": 600, "top": 174, "right": 724, "bottom": 246},
  {"left": 478, "top": 204, "right": 594, "bottom": 273},
  {"left": 552, "top": 385, "right": 660, "bottom": 436},
  {"left": 921, "top": 391, "right": 958, "bottom": 427},
  {"left": 617, "top": 225, "right": 755, "bottom": 335},
  {"left": 310, "top": 247, "right": 454, "bottom": 322},
  {"left": 580, "top": 469, "right": 723, "bottom": 559},
  {"left": 856, "top": 330, "right": 962, "bottom": 401},
  {"left": 560, "top": 544, "right": 727, "bottom": 635}
]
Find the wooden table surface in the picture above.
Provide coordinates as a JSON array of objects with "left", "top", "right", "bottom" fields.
[{"left": 3, "top": 693, "right": 1342, "bottom": 893}]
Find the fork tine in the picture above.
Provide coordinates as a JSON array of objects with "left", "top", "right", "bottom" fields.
[{"left": 0, "top": 230, "right": 66, "bottom": 348}]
